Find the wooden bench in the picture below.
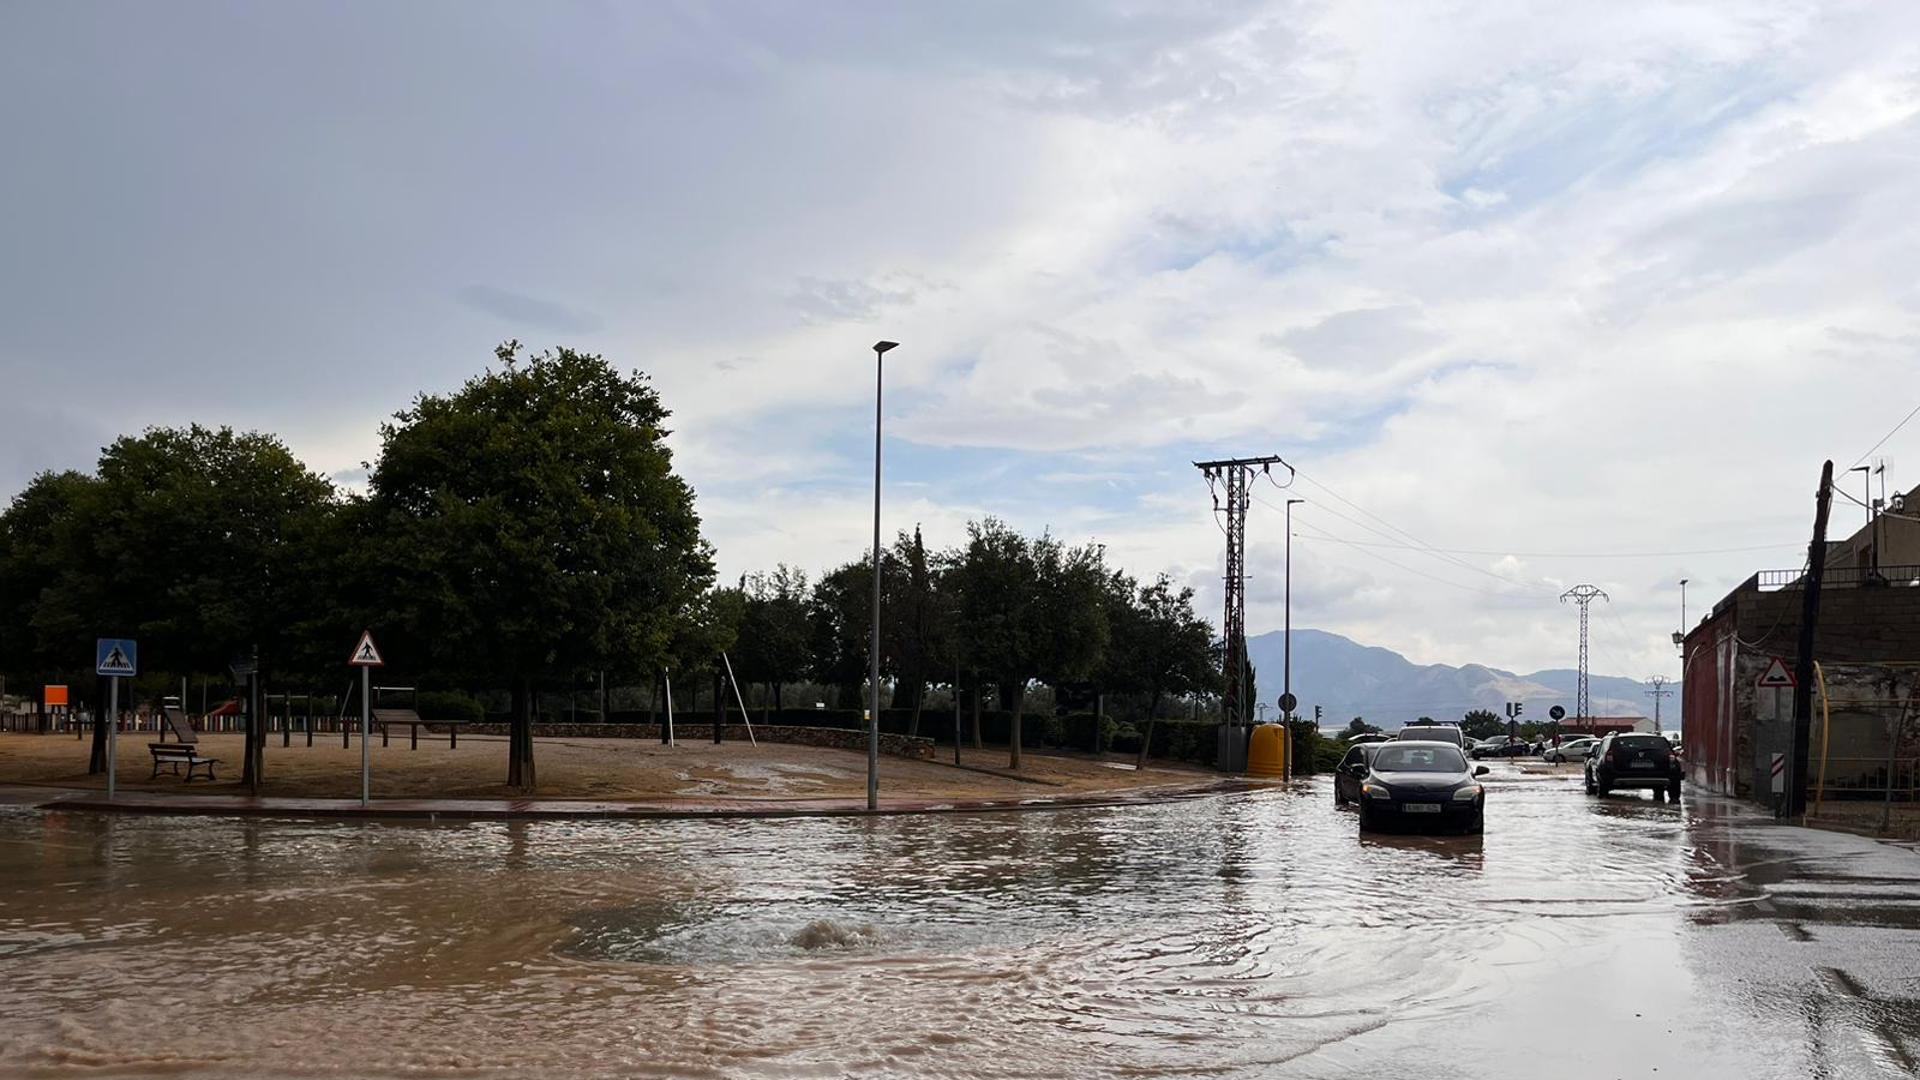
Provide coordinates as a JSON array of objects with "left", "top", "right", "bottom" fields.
[
  {"left": 149, "top": 743, "right": 220, "bottom": 782},
  {"left": 374, "top": 709, "right": 458, "bottom": 749}
]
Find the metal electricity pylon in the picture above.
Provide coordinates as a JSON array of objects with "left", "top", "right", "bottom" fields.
[
  {"left": 1645, "top": 675, "right": 1672, "bottom": 734},
  {"left": 1196, "top": 454, "right": 1292, "bottom": 729},
  {"left": 1560, "top": 584, "right": 1609, "bottom": 723}
]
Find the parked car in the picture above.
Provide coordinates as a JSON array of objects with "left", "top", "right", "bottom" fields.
[
  {"left": 1333, "top": 742, "right": 1389, "bottom": 807},
  {"left": 1585, "top": 733, "right": 1683, "bottom": 800},
  {"left": 1394, "top": 724, "right": 1465, "bottom": 750},
  {"left": 1469, "top": 736, "right": 1531, "bottom": 760},
  {"left": 1348, "top": 732, "right": 1394, "bottom": 745},
  {"left": 1542, "top": 738, "right": 1598, "bottom": 764},
  {"left": 1356, "top": 742, "right": 1489, "bottom": 834}
]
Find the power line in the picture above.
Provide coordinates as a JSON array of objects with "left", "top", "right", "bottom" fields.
[
  {"left": 1254, "top": 492, "right": 1551, "bottom": 594},
  {"left": 1849, "top": 400, "right": 1920, "bottom": 469},
  {"left": 1289, "top": 521, "right": 1532, "bottom": 598},
  {"left": 1275, "top": 535, "right": 1803, "bottom": 560},
  {"left": 1292, "top": 469, "right": 1535, "bottom": 585}
]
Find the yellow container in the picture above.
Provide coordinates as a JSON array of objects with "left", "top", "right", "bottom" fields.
[{"left": 1246, "top": 723, "right": 1289, "bottom": 778}]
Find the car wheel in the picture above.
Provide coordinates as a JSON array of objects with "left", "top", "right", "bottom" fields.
[
  {"left": 1335, "top": 787, "right": 1348, "bottom": 808},
  {"left": 1465, "top": 810, "right": 1484, "bottom": 835},
  {"left": 1358, "top": 803, "right": 1377, "bottom": 833},
  {"left": 1652, "top": 787, "right": 1666, "bottom": 803},
  {"left": 1597, "top": 778, "right": 1612, "bottom": 796}
]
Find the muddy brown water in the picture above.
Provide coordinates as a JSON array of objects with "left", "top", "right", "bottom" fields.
[{"left": 2, "top": 770, "right": 1917, "bottom": 1077}]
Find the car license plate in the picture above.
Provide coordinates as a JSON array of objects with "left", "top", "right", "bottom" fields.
[
  {"left": 1403, "top": 803, "right": 1441, "bottom": 814},
  {"left": 1630, "top": 761, "right": 1656, "bottom": 769}
]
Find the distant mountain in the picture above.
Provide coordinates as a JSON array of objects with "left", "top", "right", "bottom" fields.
[{"left": 1244, "top": 628, "right": 1673, "bottom": 730}]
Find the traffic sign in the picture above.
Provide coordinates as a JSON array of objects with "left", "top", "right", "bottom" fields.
[
  {"left": 95, "top": 638, "right": 137, "bottom": 677},
  {"left": 1548, "top": 705, "right": 1566, "bottom": 721},
  {"left": 1756, "top": 657, "right": 1795, "bottom": 688},
  {"left": 348, "top": 630, "right": 384, "bottom": 667},
  {"left": 1277, "top": 692, "right": 1297, "bottom": 713}
]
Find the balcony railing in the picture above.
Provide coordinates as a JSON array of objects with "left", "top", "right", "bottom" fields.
[{"left": 1752, "top": 564, "right": 1920, "bottom": 592}]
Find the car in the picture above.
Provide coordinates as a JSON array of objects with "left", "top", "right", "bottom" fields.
[
  {"left": 1584, "top": 733, "right": 1683, "bottom": 800},
  {"left": 1394, "top": 724, "right": 1465, "bottom": 750},
  {"left": 1332, "top": 742, "right": 1390, "bottom": 807},
  {"left": 1355, "top": 742, "right": 1489, "bottom": 834},
  {"left": 1469, "top": 735, "right": 1530, "bottom": 760},
  {"left": 1542, "top": 737, "right": 1598, "bottom": 764},
  {"left": 1348, "top": 732, "right": 1394, "bottom": 745}
]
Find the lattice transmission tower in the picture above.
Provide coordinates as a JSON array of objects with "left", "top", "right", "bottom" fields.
[
  {"left": 1196, "top": 455, "right": 1292, "bottom": 728},
  {"left": 1560, "top": 584, "right": 1609, "bottom": 722},
  {"left": 1644, "top": 675, "right": 1673, "bottom": 734}
]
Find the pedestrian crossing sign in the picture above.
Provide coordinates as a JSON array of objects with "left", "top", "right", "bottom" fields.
[
  {"left": 95, "top": 638, "right": 137, "bottom": 677},
  {"left": 348, "top": 630, "right": 384, "bottom": 667}
]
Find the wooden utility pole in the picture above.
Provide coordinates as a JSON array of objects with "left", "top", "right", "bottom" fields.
[{"left": 1790, "top": 461, "right": 1834, "bottom": 818}]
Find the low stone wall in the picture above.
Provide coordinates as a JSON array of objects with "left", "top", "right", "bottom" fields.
[{"left": 458, "top": 722, "right": 935, "bottom": 761}]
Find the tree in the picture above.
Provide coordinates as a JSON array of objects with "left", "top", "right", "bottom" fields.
[
  {"left": 366, "top": 342, "right": 713, "bottom": 791},
  {"left": 1461, "top": 709, "right": 1505, "bottom": 740},
  {"left": 733, "top": 565, "right": 811, "bottom": 716},
  {"left": 20, "top": 428, "right": 335, "bottom": 787},
  {"left": 1100, "top": 573, "right": 1217, "bottom": 726},
  {"left": 1344, "top": 717, "right": 1381, "bottom": 740},
  {"left": 808, "top": 559, "right": 873, "bottom": 708}
]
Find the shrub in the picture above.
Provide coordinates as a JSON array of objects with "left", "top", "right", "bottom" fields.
[{"left": 417, "top": 690, "right": 484, "bottom": 725}]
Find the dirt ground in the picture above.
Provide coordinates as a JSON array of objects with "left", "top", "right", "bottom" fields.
[{"left": 0, "top": 732, "right": 1212, "bottom": 803}]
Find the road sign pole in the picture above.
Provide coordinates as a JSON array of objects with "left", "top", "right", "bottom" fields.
[
  {"left": 107, "top": 676, "right": 118, "bottom": 800},
  {"left": 360, "top": 665, "right": 370, "bottom": 808}
]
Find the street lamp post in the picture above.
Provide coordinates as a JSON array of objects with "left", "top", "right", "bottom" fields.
[
  {"left": 868, "top": 340, "right": 899, "bottom": 812},
  {"left": 1672, "top": 578, "right": 1689, "bottom": 649},
  {"left": 1284, "top": 498, "right": 1304, "bottom": 714}
]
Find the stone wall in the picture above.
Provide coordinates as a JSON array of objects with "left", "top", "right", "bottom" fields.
[{"left": 458, "top": 722, "right": 936, "bottom": 761}]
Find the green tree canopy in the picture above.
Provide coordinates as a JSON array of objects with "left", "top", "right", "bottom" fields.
[
  {"left": 365, "top": 342, "right": 713, "bottom": 789},
  {"left": 1461, "top": 708, "right": 1505, "bottom": 739}
]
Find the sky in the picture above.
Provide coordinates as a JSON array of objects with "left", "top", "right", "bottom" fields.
[{"left": 3, "top": 1, "right": 1918, "bottom": 680}]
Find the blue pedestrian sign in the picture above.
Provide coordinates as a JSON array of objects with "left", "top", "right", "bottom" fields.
[{"left": 96, "top": 638, "right": 138, "bottom": 677}]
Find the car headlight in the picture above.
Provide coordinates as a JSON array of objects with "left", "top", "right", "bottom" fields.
[
  {"left": 1361, "top": 782, "right": 1392, "bottom": 800},
  {"left": 1452, "top": 784, "right": 1482, "bottom": 802}
]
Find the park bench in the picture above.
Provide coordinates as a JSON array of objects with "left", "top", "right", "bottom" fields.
[
  {"left": 374, "top": 708, "right": 459, "bottom": 749},
  {"left": 149, "top": 743, "right": 220, "bottom": 782}
]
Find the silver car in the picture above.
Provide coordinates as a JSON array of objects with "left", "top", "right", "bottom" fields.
[{"left": 1542, "top": 737, "right": 1598, "bottom": 764}]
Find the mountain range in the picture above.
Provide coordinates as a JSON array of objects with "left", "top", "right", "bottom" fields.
[{"left": 1244, "top": 628, "right": 1675, "bottom": 731}]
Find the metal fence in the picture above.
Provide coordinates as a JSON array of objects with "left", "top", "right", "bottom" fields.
[{"left": 1754, "top": 564, "right": 1920, "bottom": 591}]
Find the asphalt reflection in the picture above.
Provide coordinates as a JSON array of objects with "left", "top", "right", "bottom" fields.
[{"left": 0, "top": 765, "right": 1915, "bottom": 1077}]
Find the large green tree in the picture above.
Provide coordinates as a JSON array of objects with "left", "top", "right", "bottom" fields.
[{"left": 365, "top": 342, "right": 713, "bottom": 790}]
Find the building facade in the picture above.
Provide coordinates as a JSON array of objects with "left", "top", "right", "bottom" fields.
[{"left": 1681, "top": 484, "right": 1920, "bottom": 803}]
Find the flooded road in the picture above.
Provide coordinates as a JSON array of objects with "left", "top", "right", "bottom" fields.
[{"left": 2, "top": 768, "right": 1917, "bottom": 1078}]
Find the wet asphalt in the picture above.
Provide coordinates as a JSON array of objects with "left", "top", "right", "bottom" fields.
[{"left": 0, "top": 763, "right": 1916, "bottom": 1078}]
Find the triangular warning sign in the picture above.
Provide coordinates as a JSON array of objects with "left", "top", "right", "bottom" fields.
[
  {"left": 348, "top": 630, "right": 385, "bottom": 667},
  {"left": 1756, "top": 657, "right": 1794, "bottom": 688}
]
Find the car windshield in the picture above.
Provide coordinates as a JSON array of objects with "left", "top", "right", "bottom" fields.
[{"left": 1373, "top": 745, "right": 1466, "bottom": 772}]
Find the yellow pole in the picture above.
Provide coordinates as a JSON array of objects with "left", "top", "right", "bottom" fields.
[{"left": 1814, "top": 661, "right": 1831, "bottom": 816}]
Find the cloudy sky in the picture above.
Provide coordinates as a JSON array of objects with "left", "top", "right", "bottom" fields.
[{"left": 4, "top": 1, "right": 1917, "bottom": 679}]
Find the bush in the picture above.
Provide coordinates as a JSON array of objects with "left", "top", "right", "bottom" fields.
[{"left": 417, "top": 690, "right": 484, "bottom": 725}]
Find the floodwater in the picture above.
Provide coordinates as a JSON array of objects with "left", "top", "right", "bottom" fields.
[{"left": 2, "top": 770, "right": 1918, "bottom": 1078}]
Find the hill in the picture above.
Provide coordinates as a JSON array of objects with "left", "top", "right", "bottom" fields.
[{"left": 1243, "top": 628, "right": 1671, "bottom": 730}]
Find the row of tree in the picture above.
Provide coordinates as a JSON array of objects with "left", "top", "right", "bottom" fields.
[{"left": 1, "top": 343, "right": 1224, "bottom": 791}]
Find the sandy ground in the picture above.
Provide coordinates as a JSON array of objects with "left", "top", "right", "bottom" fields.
[{"left": 0, "top": 731, "right": 1211, "bottom": 802}]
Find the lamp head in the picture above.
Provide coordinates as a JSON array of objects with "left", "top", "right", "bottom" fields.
[{"left": 873, "top": 340, "right": 900, "bottom": 356}]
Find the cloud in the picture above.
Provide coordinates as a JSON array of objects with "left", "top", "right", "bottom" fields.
[
  {"left": 5, "top": 0, "right": 1919, "bottom": 686},
  {"left": 456, "top": 286, "right": 604, "bottom": 334}
]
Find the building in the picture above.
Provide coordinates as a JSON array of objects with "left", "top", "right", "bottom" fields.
[
  {"left": 1559, "top": 716, "right": 1653, "bottom": 738},
  {"left": 1682, "top": 482, "right": 1920, "bottom": 803}
]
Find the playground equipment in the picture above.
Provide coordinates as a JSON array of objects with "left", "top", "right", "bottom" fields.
[{"left": 156, "top": 698, "right": 199, "bottom": 744}]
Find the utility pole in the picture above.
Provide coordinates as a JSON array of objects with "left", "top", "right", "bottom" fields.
[
  {"left": 1790, "top": 461, "right": 1835, "bottom": 819},
  {"left": 1284, "top": 497, "right": 1304, "bottom": 708},
  {"left": 1195, "top": 455, "right": 1293, "bottom": 737},
  {"left": 1560, "top": 585, "right": 1609, "bottom": 729},
  {"left": 1645, "top": 675, "right": 1672, "bottom": 734}
]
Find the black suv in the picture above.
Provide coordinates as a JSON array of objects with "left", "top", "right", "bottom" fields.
[{"left": 1584, "top": 733, "right": 1682, "bottom": 800}]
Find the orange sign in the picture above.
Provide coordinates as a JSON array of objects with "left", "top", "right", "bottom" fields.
[{"left": 43, "top": 685, "right": 69, "bottom": 708}]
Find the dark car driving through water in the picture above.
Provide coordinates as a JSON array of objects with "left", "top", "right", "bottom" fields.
[
  {"left": 1584, "top": 733, "right": 1683, "bottom": 801},
  {"left": 1355, "top": 742, "right": 1489, "bottom": 834}
]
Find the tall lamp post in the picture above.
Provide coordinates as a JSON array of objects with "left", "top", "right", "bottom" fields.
[
  {"left": 1284, "top": 498, "right": 1304, "bottom": 716},
  {"left": 868, "top": 340, "right": 899, "bottom": 812},
  {"left": 1672, "top": 578, "right": 1688, "bottom": 650}
]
